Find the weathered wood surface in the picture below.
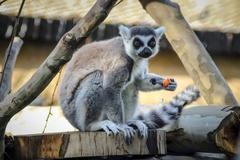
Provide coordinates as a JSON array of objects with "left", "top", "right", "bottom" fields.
[
  {"left": 13, "top": 130, "right": 166, "bottom": 159},
  {"left": 166, "top": 106, "right": 228, "bottom": 154},
  {"left": 164, "top": 105, "right": 240, "bottom": 156},
  {"left": 209, "top": 106, "right": 240, "bottom": 155},
  {"left": 6, "top": 105, "right": 238, "bottom": 156}
]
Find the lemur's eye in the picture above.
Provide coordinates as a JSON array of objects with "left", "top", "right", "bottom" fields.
[
  {"left": 148, "top": 38, "right": 156, "bottom": 48},
  {"left": 133, "top": 38, "right": 143, "bottom": 49}
]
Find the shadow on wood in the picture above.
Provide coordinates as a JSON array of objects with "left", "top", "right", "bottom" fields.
[{"left": 12, "top": 130, "right": 166, "bottom": 159}]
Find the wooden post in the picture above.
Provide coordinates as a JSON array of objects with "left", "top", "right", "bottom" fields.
[
  {"left": 139, "top": 0, "right": 238, "bottom": 105},
  {"left": 13, "top": 130, "right": 166, "bottom": 159}
]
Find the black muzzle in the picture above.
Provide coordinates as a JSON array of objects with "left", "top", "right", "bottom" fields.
[{"left": 138, "top": 47, "right": 152, "bottom": 58}]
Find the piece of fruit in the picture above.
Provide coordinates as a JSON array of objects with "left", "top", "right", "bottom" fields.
[{"left": 163, "top": 78, "right": 171, "bottom": 88}]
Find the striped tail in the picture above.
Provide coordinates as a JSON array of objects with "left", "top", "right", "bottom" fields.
[{"left": 136, "top": 86, "right": 200, "bottom": 129}]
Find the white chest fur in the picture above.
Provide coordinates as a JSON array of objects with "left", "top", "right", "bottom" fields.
[
  {"left": 122, "top": 60, "right": 148, "bottom": 91},
  {"left": 121, "top": 59, "right": 148, "bottom": 121},
  {"left": 122, "top": 59, "right": 148, "bottom": 90},
  {"left": 131, "top": 59, "right": 148, "bottom": 81}
]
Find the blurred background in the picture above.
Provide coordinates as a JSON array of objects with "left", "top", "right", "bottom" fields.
[{"left": 0, "top": 0, "right": 240, "bottom": 134}]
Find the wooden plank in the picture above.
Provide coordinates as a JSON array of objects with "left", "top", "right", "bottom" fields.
[{"left": 13, "top": 130, "right": 166, "bottom": 159}]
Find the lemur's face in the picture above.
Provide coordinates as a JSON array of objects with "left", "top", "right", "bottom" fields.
[
  {"left": 119, "top": 25, "right": 165, "bottom": 60},
  {"left": 131, "top": 35, "right": 158, "bottom": 58}
]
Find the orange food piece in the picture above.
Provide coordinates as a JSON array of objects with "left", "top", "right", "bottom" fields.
[{"left": 163, "top": 78, "right": 171, "bottom": 88}]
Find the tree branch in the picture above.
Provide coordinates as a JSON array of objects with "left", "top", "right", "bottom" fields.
[
  {"left": 0, "top": 37, "right": 23, "bottom": 102},
  {"left": 139, "top": 0, "right": 238, "bottom": 105},
  {"left": 0, "top": 0, "right": 7, "bottom": 6},
  {"left": 0, "top": 0, "right": 25, "bottom": 90},
  {"left": 0, "top": 0, "right": 118, "bottom": 118}
]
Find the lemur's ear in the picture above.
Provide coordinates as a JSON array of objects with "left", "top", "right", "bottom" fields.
[
  {"left": 155, "top": 26, "right": 165, "bottom": 39},
  {"left": 119, "top": 25, "right": 130, "bottom": 40}
]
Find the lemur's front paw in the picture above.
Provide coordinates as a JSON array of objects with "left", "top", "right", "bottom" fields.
[
  {"left": 118, "top": 124, "right": 136, "bottom": 145},
  {"left": 127, "top": 120, "right": 148, "bottom": 139},
  {"left": 164, "top": 78, "right": 177, "bottom": 91}
]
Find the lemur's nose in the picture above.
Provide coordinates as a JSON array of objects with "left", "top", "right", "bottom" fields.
[{"left": 139, "top": 47, "right": 152, "bottom": 58}]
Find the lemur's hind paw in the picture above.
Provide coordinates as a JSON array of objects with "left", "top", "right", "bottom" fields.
[
  {"left": 118, "top": 124, "right": 136, "bottom": 145},
  {"left": 99, "top": 120, "right": 121, "bottom": 136},
  {"left": 127, "top": 120, "right": 148, "bottom": 139}
]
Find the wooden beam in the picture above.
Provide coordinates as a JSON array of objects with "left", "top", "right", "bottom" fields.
[{"left": 13, "top": 130, "right": 166, "bottom": 159}]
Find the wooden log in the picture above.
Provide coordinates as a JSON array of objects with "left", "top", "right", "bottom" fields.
[
  {"left": 13, "top": 130, "right": 166, "bottom": 159},
  {"left": 166, "top": 106, "right": 229, "bottom": 154},
  {"left": 208, "top": 106, "right": 240, "bottom": 155},
  {"left": 138, "top": 0, "right": 238, "bottom": 105}
]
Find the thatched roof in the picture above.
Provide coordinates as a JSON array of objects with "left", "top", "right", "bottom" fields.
[
  {"left": 0, "top": 0, "right": 240, "bottom": 33},
  {"left": 0, "top": 0, "right": 154, "bottom": 25}
]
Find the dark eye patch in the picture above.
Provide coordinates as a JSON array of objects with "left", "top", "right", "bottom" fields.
[
  {"left": 133, "top": 38, "right": 143, "bottom": 49},
  {"left": 148, "top": 37, "right": 156, "bottom": 48}
]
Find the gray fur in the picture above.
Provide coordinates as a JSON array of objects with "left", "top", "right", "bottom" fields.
[{"left": 59, "top": 25, "right": 184, "bottom": 142}]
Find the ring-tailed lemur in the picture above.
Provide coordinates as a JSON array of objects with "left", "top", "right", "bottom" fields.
[{"left": 59, "top": 25, "right": 200, "bottom": 144}]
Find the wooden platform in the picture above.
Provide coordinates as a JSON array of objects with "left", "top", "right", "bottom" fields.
[
  {"left": 12, "top": 130, "right": 166, "bottom": 159},
  {"left": 5, "top": 107, "right": 166, "bottom": 159}
]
